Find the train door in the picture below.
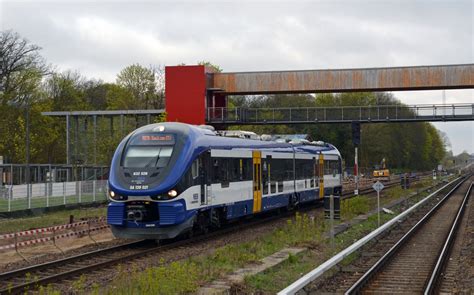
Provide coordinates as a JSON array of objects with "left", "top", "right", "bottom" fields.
[
  {"left": 262, "top": 156, "right": 271, "bottom": 196},
  {"left": 319, "top": 153, "right": 324, "bottom": 199},
  {"left": 200, "top": 152, "right": 211, "bottom": 205},
  {"left": 312, "top": 157, "right": 317, "bottom": 189},
  {"left": 252, "top": 151, "right": 262, "bottom": 213}
]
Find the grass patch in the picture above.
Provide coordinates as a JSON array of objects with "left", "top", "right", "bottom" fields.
[
  {"left": 96, "top": 212, "right": 327, "bottom": 294},
  {"left": 245, "top": 207, "right": 399, "bottom": 293},
  {"left": 106, "top": 262, "right": 199, "bottom": 295},
  {"left": 244, "top": 251, "right": 315, "bottom": 293},
  {"left": 0, "top": 206, "right": 107, "bottom": 234},
  {"left": 341, "top": 196, "right": 370, "bottom": 220}
]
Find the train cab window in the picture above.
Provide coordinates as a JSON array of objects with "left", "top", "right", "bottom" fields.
[{"left": 123, "top": 146, "right": 173, "bottom": 168}]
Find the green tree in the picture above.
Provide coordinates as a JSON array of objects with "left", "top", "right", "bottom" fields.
[
  {"left": 83, "top": 79, "right": 108, "bottom": 110},
  {"left": 197, "top": 61, "right": 223, "bottom": 73},
  {"left": 44, "top": 70, "right": 88, "bottom": 111},
  {"left": 229, "top": 92, "right": 447, "bottom": 172},
  {"left": 0, "top": 31, "right": 49, "bottom": 163},
  {"left": 106, "top": 84, "right": 135, "bottom": 110},
  {"left": 116, "top": 64, "right": 156, "bottom": 109}
]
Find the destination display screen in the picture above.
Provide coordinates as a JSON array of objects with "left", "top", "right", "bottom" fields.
[
  {"left": 130, "top": 133, "right": 175, "bottom": 145},
  {"left": 141, "top": 135, "right": 173, "bottom": 142}
]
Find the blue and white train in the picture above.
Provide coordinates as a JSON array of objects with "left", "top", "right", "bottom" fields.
[{"left": 107, "top": 122, "right": 342, "bottom": 240}]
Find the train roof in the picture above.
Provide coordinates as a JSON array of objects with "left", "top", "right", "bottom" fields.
[{"left": 132, "top": 122, "right": 340, "bottom": 156}]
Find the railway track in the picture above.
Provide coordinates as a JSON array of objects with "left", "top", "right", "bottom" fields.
[
  {"left": 345, "top": 176, "right": 472, "bottom": 294},
  {"left": 0, "top": 199, "right": 326, "bottom": 294},
  {"left": 342, "top": 175, "right": 427, "bottom": 200},
  {"left": 0, "top": 240, "right": 155, "bottom": 294},
  {"left": 0, "top": 175, "right": 437, "bottom": 294}
]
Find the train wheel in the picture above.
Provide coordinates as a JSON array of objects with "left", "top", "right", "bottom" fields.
[
  {"left": 287, "top": 194, "right": 298, "bottom": 210},
  {"left": 184, "top": 229, "right": 194, "bottom": 239},
  {"left": 210, "top": 209, "right": 222, "bottom": 229},
  {"left": 194, "top": 212, "right": 210, "bottom": 234}
]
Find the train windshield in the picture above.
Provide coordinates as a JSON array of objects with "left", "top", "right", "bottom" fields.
[{"left": 123, "top": 146, "right": 173, "bottom": 168}]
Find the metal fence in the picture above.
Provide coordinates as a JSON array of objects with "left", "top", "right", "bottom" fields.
[{"left": 0, "top": 164, "right": 109, "bottom": 212}]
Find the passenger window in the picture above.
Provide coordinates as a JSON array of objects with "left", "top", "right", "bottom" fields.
[
  {"left": 213, "top": 159, "right": 220, "bottom": 182},
  {"left": 191, "top": 160, "right": 199, "bottom": 179}
]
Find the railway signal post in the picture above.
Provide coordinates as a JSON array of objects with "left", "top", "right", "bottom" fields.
[{"left": 352, "top": 122, "right": 361, "bottom": 195}]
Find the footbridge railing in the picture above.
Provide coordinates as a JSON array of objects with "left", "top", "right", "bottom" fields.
[{"left": 206, "top": 103, "right": 474, "bottom": 125}]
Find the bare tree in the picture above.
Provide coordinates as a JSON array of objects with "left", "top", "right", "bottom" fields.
[
  {"left": 0, "top": 30, "right": 48, "bottom": 103},
  {"left": 150, "top": 64, "right": 165, "bottom": 109},
  {"left": 438, "top": 130, "right": 452, "bottom": 151}
]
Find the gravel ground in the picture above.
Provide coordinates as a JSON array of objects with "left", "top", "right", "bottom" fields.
[
  {"left": 0, "top": 229, "right": 126, "bottom": 273},
  {"left": 446, "top": 187, "right": 473, "bottom": 293}
]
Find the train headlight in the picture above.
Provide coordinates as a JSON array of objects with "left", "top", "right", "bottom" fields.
[
  {"left": 153, "top": 125, "right": 165, "bottom": 132},
  {"left": 109, "top": 190, "right": 127, "bottom": 201},
  {"left": 168, "top": 189, "right": 178, "bottom": 198}
]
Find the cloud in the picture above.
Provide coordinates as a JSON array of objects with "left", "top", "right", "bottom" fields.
[{"left": 1, "top": 0, "right": 472, "bottom": 153}]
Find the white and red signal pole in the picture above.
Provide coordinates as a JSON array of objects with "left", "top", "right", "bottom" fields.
[
  {"left": 352, "top": 122, "right": 361, "bottom": 195},
  {"left": 354, "top": 146, "right": 359, "bottom": 195}
]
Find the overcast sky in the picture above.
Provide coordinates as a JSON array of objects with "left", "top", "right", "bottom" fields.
[{"left": 1, "top": 0, "right": 472, "bottom": 154}]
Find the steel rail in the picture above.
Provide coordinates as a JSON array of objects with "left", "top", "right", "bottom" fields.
[
  {"left": 344, "top": 176, "right": 468, "bottom": 294},
  {"left": 0, "top": 240, "right": 150, "bottom": 281},
  {"left": 1, "top": 239, "right": 191, "bottom": 294},
  {"left": 424, "top": 181, "right": 472, "bottom": 294},
  {"left": 341, "top": 175, "right": 430, "bottom": 199},
  {"left": 278, "top": 176, "right": 463, "bottom": 295}
]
